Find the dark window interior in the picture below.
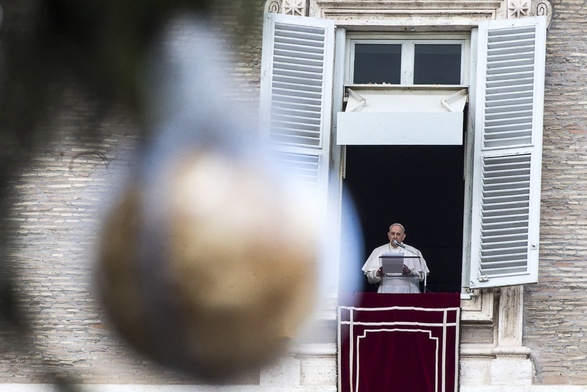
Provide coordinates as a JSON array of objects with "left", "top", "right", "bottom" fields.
[
  {"left": 353, "top": 42, "right": 462, "bottom": 85},
  {"left": 353, "top": 44, "right": 401, "bottom": 84},
  {"left": 341, "top": 145, "right": 465, "bottom": 293},
  {"left": 414, "top": 44, "right": 462, "bottom": 85}
]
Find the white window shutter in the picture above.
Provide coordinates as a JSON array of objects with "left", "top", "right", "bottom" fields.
[
  {"left": 468, "top": 16, "right": 547, "bottom": 289},
  {"left": 260, "top": 13, "right": 335, "bottom": 201}
]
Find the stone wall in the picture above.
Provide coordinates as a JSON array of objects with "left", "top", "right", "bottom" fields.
[
  {"left": 524, "top": 0, "right": 587, "bottom": 385},
  {"left": 4, "top": 0, "right": 587, "bottom": 388},
  {"left": 1, "top": 108, "right": 186, "bottom": 384},
  {"left": 0, "top": 0, "right": 268, "bottom": 385}
]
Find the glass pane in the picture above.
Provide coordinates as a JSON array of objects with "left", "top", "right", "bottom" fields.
[
  {"left": 353, "top": 44, "right": 401, "bottom": 84},
  {"left": 414, "top": 44, "right": 462, "bottom": 85}
]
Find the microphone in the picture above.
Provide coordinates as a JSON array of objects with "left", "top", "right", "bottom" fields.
[
  {"left": 394, "top": 241, "right": 419, "bottom": 257},
  {"left": 392, "top": 240, "right": 427, "bottom": 291},
  {"left": 392, "top": 239, "right": 405, "bottom": 249}
]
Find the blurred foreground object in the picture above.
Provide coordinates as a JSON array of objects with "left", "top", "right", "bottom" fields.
[
  {"left": 99, "top": 153, "right": 318, "bottom": 381},
  {"left": 1, "top": 0, "right": 319, "bottom": 385},
  {"left": 96, "top": 16, "right": 321, "bottom": 381}
]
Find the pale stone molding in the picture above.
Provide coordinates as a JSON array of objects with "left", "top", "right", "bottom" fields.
[
  {"left": 265, "top": 0, "right": 308, "bottom": 16},
  {"left": 460, "top": 343, "right": 494, "bottom": 385},
  {"left": 508, "top": 0, "right": 532, "bottom": 18},
  {"left": 265, "top": 0, "right": 552, "bottom": 28},
  {"left": 490, "top": 286, "right": 533, "bottom": 385},
  {"left": 460, "top": 287, "right": 533, "bottom": 386},
  {"left": 0, "top": 386, "right": 338, "bottom": 392},
  {"left": 532, "top": 0, "right": 553, "bottom": 24},
  {"left": 265, "top": 0, "right": 281, "bottom": 13},
  {"left": 461, "top": 289, "right": 495, "bottom": 322},
  {"left": 507, "top": 0, "right": 552, "bottom": 24},
  {"left": 283, "top": 0, "right": 307, "bottom": 16},
  {"left": 311, "top": 0, "right": 504, "bottom": 28}
]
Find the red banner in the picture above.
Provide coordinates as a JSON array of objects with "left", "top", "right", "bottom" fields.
[{"left": 338, "top": 293, "right": 460, "bottom": 392}]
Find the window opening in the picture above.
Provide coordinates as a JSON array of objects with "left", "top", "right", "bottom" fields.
[
  {"left": 341, "top": 145, "right": 465, "bottom": 293},
  {"left": 353, "top": 44, "right": 401, "bottom": 84},
  {"left": 349, "top": 39, "right": 467, "bottom": 85},
  {"left": 414, "top": 44, "right": 462, "bottom": 84}
]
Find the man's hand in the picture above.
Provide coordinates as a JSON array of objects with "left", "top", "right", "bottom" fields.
[{"left": 402, "top": 265, "right": 412, "bottom": 275}]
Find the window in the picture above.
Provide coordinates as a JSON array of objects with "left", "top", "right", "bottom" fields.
[
  {"left": 353, "top": 43, "right": 401, "bottom": 84},
  {"left": 414, "top": 44, "right": 462, "bottom": 84},
  {"left": 349, "top": 38, "right": 468, "bottom": 85},
  {"left": 260, "top": 13, "right": 547, "bottom": 293},
  {"left": 338, "top": 36, "right": 470, "bottom": 147}
]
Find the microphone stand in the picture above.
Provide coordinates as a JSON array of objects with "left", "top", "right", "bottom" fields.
[{"left": 393, "top": 240, "right": 427, "bottom": 293}]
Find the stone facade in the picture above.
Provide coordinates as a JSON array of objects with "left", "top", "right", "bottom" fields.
[
  {"left": 1, "top": 0, "right": 587, "bottom": 390},
  {"left": 525, "top": 0, "right": 587, "bottom": 384}
]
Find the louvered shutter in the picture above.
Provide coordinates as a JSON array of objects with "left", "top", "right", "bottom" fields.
[
  {"left": 260, "top": 13, "right": 335, "bottom": 201},
  {"left": 468, "top": 16, "right": 547, "bottom": 288}
]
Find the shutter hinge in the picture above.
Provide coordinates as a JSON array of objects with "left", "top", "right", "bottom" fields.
[
  {"left": 464, "top": 288, "right": 480, "bottom": 298},
  {"left": 477, "top": 274, "right": 489, "bottom": 282}
]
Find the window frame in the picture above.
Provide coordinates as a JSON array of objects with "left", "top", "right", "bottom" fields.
[
  {"left": 345, "top": 33, "right": 471, "bottom": 86},
  {"left": 261, "top": 13, "right": 546, "bottom": 294}
]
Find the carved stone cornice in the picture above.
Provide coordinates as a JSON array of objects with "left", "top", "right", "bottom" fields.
[
  {"left": 266, "top": 0, "right": 308, "bottom": 16},
  {"left": 266, "top": 0, "right": 552, "bottom": 29},
  {"left": 313, "top": 0, "right": 504, "bottom": 29},
  {"left": 314, "top": 0, "right": 503, "bottom": 17}
]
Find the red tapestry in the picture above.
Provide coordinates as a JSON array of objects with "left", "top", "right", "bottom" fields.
[{"left": 338, "top": 293, "right": 460, "bottom": 392}]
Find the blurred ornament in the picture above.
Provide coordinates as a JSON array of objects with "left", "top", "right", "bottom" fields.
[{"left": 96, "top": 15, "right": 320, "bottom": 381}]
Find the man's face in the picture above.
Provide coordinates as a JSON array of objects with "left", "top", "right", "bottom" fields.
[{"left": 388, "top": 226, "right": 406, "bottom": 246}]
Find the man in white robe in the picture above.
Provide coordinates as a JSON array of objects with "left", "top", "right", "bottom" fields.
[{"left": 361, "top": 223, "right": 429, "bottom": 293}]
